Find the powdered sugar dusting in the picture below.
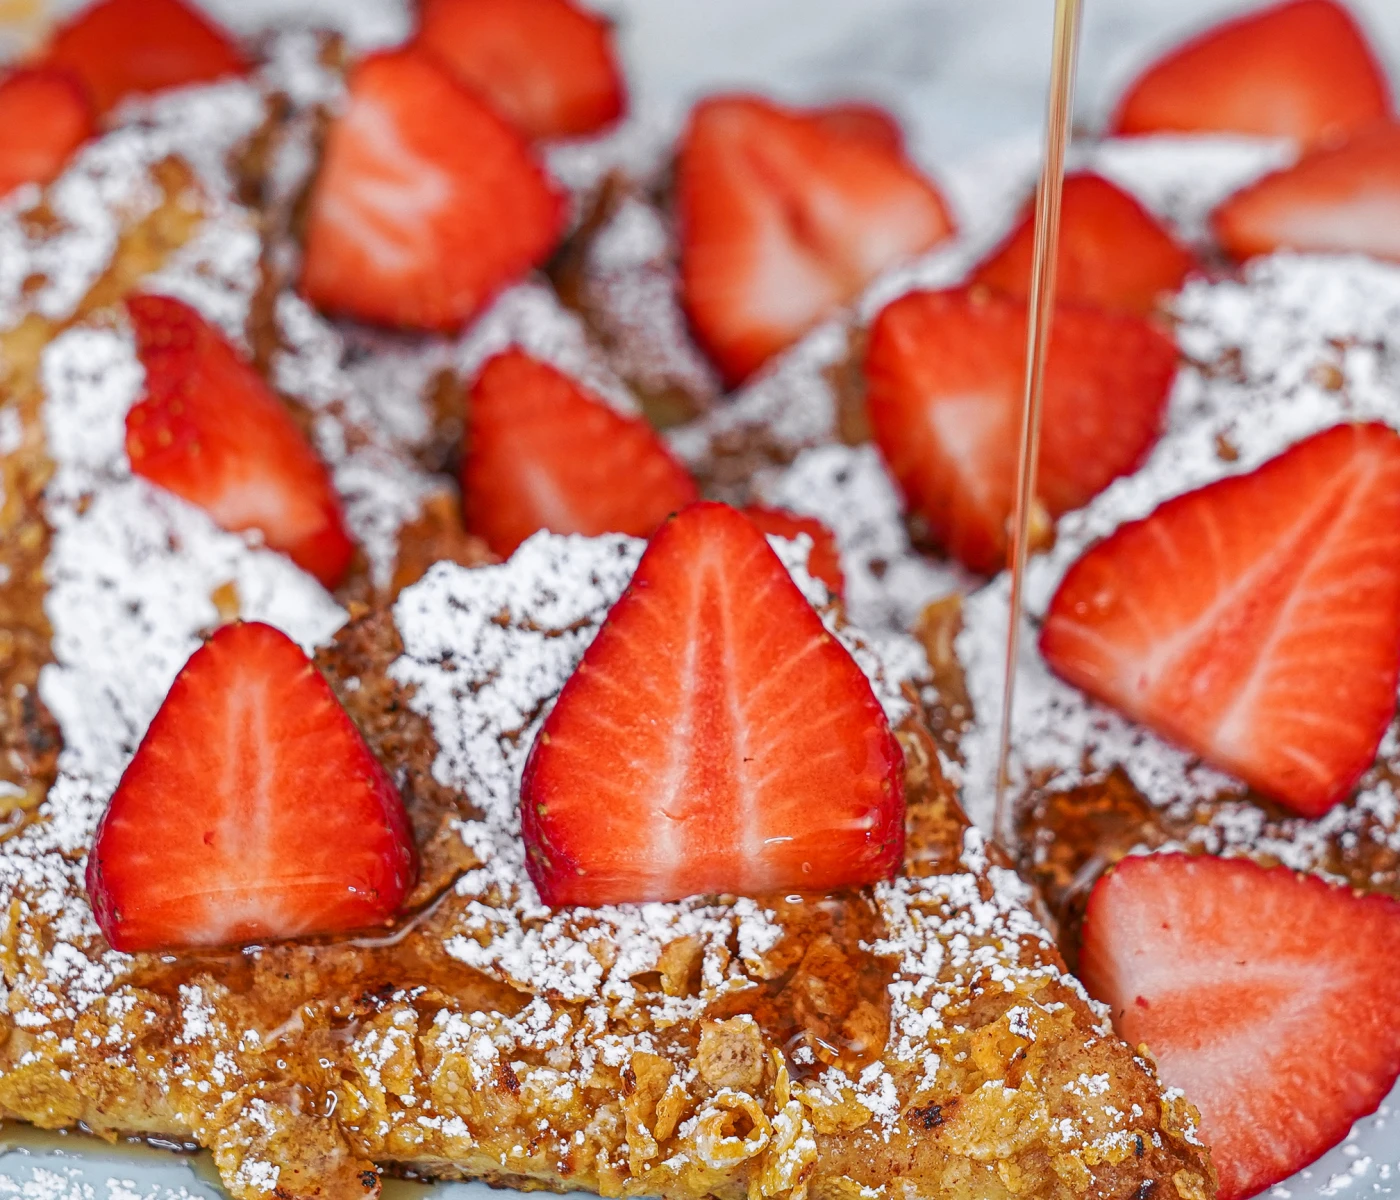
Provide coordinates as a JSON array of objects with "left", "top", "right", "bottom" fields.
[
  {"left": 957, "top": 253, "right": 1400, "bottom": 851},
  {"left": 757, "top": 443, "right": 974, "bottom": 634},
  {"left": 0, "top": 81, "right": 265, "bottom": 330}
]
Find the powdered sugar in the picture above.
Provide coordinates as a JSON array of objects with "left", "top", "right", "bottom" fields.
[
  {"left": 957, "top": 253, "right": 1400, "bottom": 843},
  {"left": 757, "top": 443, "right": 974, "bottom": 634}
]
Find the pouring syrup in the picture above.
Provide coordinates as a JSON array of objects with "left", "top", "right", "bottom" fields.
[{"left": 992, "top": 0, "right": 1085, "bottom": 849}]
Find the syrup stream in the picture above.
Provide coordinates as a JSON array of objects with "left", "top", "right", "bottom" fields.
[{"left": 992, "top": 0, "right": 1084, "bottom": 848}]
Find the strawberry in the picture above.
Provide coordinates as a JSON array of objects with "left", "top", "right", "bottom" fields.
[
  {"left": 0, "top": 68, "right": 95, "bottom": 199},
  {"left": 299, "top": 48, "right": 565, "bottom": 333},
  {"left": 677, "top": 94, "right": 955, "bottom": 386},
  {"left": 86, "top": 621, "right": 417, "bottom": 953},
  {"left": 971, "top": 172, "right": 1197, "bottom": 316},
  {"left": 1109, "top": 0, "right": 1391, "bottom": 147},
  {"left": 41, "top": 0, "right": 247, "bottom": 116},
  {"left": 811, "top": 101, "right": 906, "bottom": 154},
  {"left": 864, "top": 287, "right": 1176, "bottom": 574},
  {"left": 521, "top": 502, "right": 904, "bottom": 906},
  {"left": 741, "top": 505, "right": 845, "bottom": 599},
  {"left": 1041, "top": 423, "right": 1400, "bottom": 817},
  {"left": 463, "top": 348, "right": 698, "bottom": 556},
  {"left": 125, "top": 294, "right": 355, "bottom": 589},
  {"left": 415, "top": 0, "right": 626, "bottom": 140},
  {"left": 1081, "top": 853, "right": 1400, "bottom": 1200},
  {"left": 1212, "top": 122, "right": 1400, "bottom": 264}
]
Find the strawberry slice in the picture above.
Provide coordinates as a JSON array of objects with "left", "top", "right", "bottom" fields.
[
  {"left": 415, "top": 0, "right": 626, "bottom": 140},
  {"left": 1109, "top": 0, "right": 1391, "bottom": 146},
  {"left": 299, "top": 48, "right": 565, "bottom": 332},
  {"left": 86, "top": 621, "right": 417, "bottom": 953},
  {"left": 811, "top": 101, "right": 906, "bottom": 154},
  {"left": 741, "top": 505, "right": 845, "bottom": 599},
  {"left": 864, "top": 286, "right": 1176, "bottom": 574},
  {"left": 971, "top": 172, "right": 1196, "bottom": 315},
  {"left": 520, "top": 501, "right": 904, "bottom": 906},
  {"left": 1213, "top": 122, "right": 1400, "bottom": 264},
  {"left": 463, "top": 348, "right": 699, "bottom": 557},
  {"left": 0, "top": 68, "right": 95, "bottom": 199},
  {"left": 1041, "top": 423, "right": 1400, "bottom": 817},
  {"left": 1081, "top": 853, "right": 1400, "bottom": 1200},
  {"left": 41, "top": 0, "right": 247, "bottom": 116},
  {"left": 125, "top": 294, "right": 355, "bottom": 589},
  {"left": 677, "top": 94, "right": 955, "bottom": 386}
]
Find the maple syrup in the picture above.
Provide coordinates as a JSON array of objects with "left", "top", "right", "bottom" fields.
[{"left": 993, "top": 0, "right": 1085, "bottom": 848}]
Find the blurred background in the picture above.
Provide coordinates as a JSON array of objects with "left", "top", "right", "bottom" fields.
[{"left": 3, "top": 0, "right": 1398, "bottom": 170}]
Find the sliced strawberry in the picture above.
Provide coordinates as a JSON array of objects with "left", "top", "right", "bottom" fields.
[
  {"left": 86, "top": 621, "right": 417, "bottom": 953},
  {"left": 299, "top": 48, "right": 565, "bottom": 332},
  {"left": 741, "top": 505, "right": 845, "bottom": 599},
  {"left": 463, "top": 348, "right": 698, "bottom": 557},
  {"left": 0, "top": 68, "right": 95, "bottom": 199},
  {"left": 1042, "top": 423, "right": 1400, "bottom": 817},
  {"left": 971, "top": 172, "right": 1197, "bottom": 315},
  {"left": 41, "top": 0, "right": 246, "bottom": 116},
  {"left": 1213, "top": 122, "right": 1400, "bottom": 263},
  {"left": 1081, "top": 853, "right": 1400, "bottom": 1200},
  {"left": 125, "top": 294, "right": 354, "bottom": 589},
  {"left": 1109, "top": 0, "right": 1391, "bottom": 146},
  {"left": 677, "top": 94, "right": 955, "bottom": 386},
  {"left": 521, "top": 502, "right": 904, "bottom": 906},
  {"left": 864, "top": 287, "right": 1176, "bottom": 574},
  {"left": 811, "top": 101, "right": 906, "bottom": 154},
  {"left": 415, "top": 0, "right": 626, "bottom": 140}
]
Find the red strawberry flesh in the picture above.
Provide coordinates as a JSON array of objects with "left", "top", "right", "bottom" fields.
[
  {"left": 741, "top": 505, "right": 845, "bottom": 599},
  {"left": 125, "top": 294, "right": 355, "bottom": 589},
  {"left": 1041, "top": 422, "right": 1400, "bottom": 817},
  {"left": 0, "top": 68, "right": 95, "bottom": 199},
  {"left": 521, "top": 501, "right": 904, "bottom": 907},
  {"left": 463, "top": 348, "right": 698, "bottom": 556},
  {"left": 1081, "top": 853, "right": 1400, "bottom": 1200},
  {"left": 86, "top": 621, "right": 417, "bottom": 952}
]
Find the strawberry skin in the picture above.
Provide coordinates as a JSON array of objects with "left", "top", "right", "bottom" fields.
[
  {"left": 1213, "top": 122, "right": 1400, "bottom": 264},
  {"left": 415, "top": 0, "right": 626, "bottom": 140},
  {"left": 811, "top": 101, "right": 906, "bottom": 155},
  {"left": 0, "top": 68, "right": 95, "bottom": 199},
  {"left": 1110, "top": 0, "right": 1391, "bottom": 146},
  {"left": 864, "top": 286, "right": 1176, "bottom": 574},
  {"left": 741, "top": 505, "right": 845, "bottom": 599},
  {"left": 521, "top": 502, "right": 904, "bottom": 906},
  {"left": 125, "top": 294, "right": 355, "bottom": 589},
  {"left": 1081, "top": 853, "right": 1400, "bottom": 1200},
  {"left": 463, "top": 348, "right": 699, "bottom": 557},
  {"left": 41, "top": 0, "right": 247, "bottom": 115},
  {"left": 972, "top": 172, "right": 1196, "bottom": 315},
  {"left": 677, "top": 94, "right": 954, "bottom": 386},
  {"left": 1042, "top": 423, "right": 1400, "bottom": 817},
  {"left": 86, "top": 622, "right": 417, "bottom": 952},
  {"left": 300, "top": 48, "right": 565, "bottom": 333}
]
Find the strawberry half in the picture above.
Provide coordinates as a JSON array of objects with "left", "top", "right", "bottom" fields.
[
  {"left": 1109, "top": 0, "right": 1391, "bottom": 146},
  {"left": 677, "top": 94, "right": 954, "bottom": 386},
  {"left": 971, "top": 172, "right": 1196, "bottom": 315},
  {"left": 1042, "top": 423, "right": 1400, "bottom": 817},
  {"left": 0, "top": 68, "right": 95, "bottom": 199},
  {"left": 125, "top": 294, "right": 355, "bottom": 589},
  {"left": 463, "top": 348, "right": 698, "bottom": 557},
  {"left": 864, "top": 287, "right": 1176, "bottom": 574},
  {"left": 415, "top": 0, "right": 626, "bottom": 140},
  {"left": 41, "top": 0, "right": 247, "bottom": 116},
  {"left": 299, "top": 48, "right": 565, "bottom": 332},
  {"left": 1213, "top": 122, "right": 1400, "bottom": 264},
  {"left": 86, "top": 621, "right": 417, "bottom": 953},
  {"left": 741, "top": 505, "right": 845, "bottom": 599},
  {"left": 521, "top": 501, "right": 904, "bottom": 906},
  {"left": 1081, "top": 853, "right": 1400, "bottom": 1200}
]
